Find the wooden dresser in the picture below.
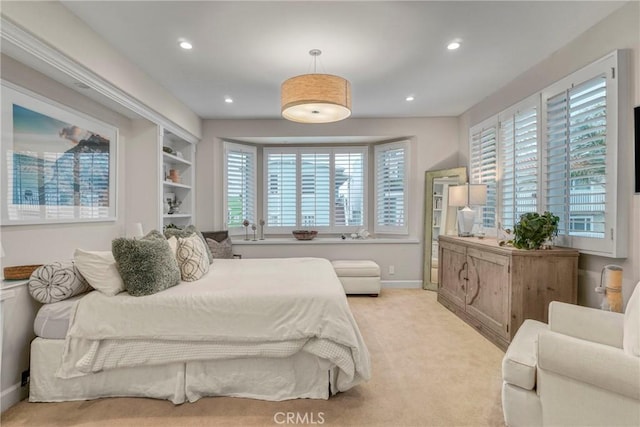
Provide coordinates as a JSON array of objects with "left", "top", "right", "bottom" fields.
[{"left": 437, "top": 235, "right": 578, "bottom": 350}]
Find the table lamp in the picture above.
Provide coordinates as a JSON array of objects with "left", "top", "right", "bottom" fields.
[{"left": 448, "top": 183, "right": 487, "bottom": 237}]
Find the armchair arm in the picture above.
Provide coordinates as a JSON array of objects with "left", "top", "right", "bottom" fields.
[
  {"left": 548, "top": 301, "right": 624, "bottom": 348},
  {"left": 538, "top": 330, "right": 640, "bottom": 401}
]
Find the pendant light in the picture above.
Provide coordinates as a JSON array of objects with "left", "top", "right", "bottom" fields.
[{"left": 281, "top": 49, "right": 351, "bottom": 124}]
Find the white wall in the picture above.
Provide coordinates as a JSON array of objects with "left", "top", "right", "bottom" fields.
[
  {"left": 0, "top": 54, "right": 136, "bottom": 410},
  {"left": 197, "top": 118, "right": 460, "bottom": 281},
  {"left": 0, "top": 0, "right": 202, "bottom": 140},
  {"left": 458, "top": 2, "right": 640, "bottom": 308}
]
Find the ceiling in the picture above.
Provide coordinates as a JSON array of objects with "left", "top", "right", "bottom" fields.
[{"left": 50, "top": 1, "right": 625, "bottom": 120}]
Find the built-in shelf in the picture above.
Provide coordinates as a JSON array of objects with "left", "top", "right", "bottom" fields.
[
  {"left": 163, "top": 213, "right": 192, "bottom": 219},
  {"left": 160, "top": 128, "right": 196, "bottom": 229},
  {"left": 163, "top": 181, "right": 191, "bottom": 190},
  {"left": 163, "top": 152, "right": 192, "bottom": 166}
]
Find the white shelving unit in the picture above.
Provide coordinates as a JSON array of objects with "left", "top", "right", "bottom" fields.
[
  {"left": 160, "top": 128, "right": 196, "bottom": 230},
  {"left": 430, "top": 178, "right": 458, "bottom": 283}
]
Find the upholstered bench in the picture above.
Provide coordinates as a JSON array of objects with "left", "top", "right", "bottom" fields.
[{"left": 331, "top": 260, "right": 381, "bottom": 296}]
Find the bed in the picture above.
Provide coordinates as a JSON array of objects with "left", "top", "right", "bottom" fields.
[{"left": 29, "top": 257, "right": 371, "bottom": 404}]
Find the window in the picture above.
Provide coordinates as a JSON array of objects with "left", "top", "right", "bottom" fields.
[
  {"left": 224, "top": 142, "right": 256, "bottom": 231},
  {"left": 264, "top": 147, "right": 366, "bottom": 232},
  {"left": 469, "top": 120, "right": 497, "bottom": 230},
  {"left": 374, "top": 141, "right": 409, "bottom": 234},
  {"left": 544, "top": 75, "right": 609, "bottom": 248},
  {"left": 498, "top": 99, "right": 539, "bottom": 230},
  {"left": 468, "top": 51, "right": 626, "bottom": 257},
  {"left": 542, "top": 51, "right": 625, "bottom": 256}
]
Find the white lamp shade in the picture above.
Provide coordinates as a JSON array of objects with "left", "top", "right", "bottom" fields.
[
  {"left": 126, "top": 222, "right": 144, "bottom": 238},
  {"left": 469, "top": 184, "right": 487, "bottom": 205},
  {"left": 448, "top": 183, "right": 487, "bottom": 207},
  {"left": 448, "top": 185, "right": 468, "bottom": 207}
]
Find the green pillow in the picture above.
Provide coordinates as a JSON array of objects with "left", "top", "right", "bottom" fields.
[
  {"left": 164, "top": 225, "right": 213, "bottom": 264},
  {"left": 112, "top": 230, "right": 181, "bottom": 297}
]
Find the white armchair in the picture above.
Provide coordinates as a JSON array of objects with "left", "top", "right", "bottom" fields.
[{"left": 502, "top": 284, "right": 640, "bottom": 426}]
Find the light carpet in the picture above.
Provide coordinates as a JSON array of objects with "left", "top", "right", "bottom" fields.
[{"left": 1, "top": 289, "right": 506, "bottom": 426}]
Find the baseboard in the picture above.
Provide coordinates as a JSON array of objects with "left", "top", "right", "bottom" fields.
[
  {"left": 381, "top": 280, "right": 422, "bottom": 289},
  {"left": 1, "top": 382, "right": 23, "bottom": 413}
]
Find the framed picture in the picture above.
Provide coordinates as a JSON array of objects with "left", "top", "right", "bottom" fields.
[{"left": 1, "top": 81, "right": 118, "bottom": 225}]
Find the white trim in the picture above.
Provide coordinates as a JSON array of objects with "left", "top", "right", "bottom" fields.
[
  {"left": 380, "top": 280, "right": 422, "bottom": 289},
  {"left": 1, "top": 279, "right": 28, "bottom": 290},
  {"left": 0, "top": 16, "right": 198, "bottom": 145},
  {"left": 1, "top": 382, "right": 23, "bottom": 413}
]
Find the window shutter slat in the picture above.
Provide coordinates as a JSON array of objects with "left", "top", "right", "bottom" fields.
[{"left": 545, "top": 74, "right": 607, "bottom": 239}]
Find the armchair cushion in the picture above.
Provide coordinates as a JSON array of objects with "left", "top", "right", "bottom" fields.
[
  {"left": 549, "top": 301, "right": 624, "bottom": 348},
  {"left": 538, "top": 330, "right": 640, "bottom": 401},
  {"left": 623, "top": 282, "right": 640, "bottom": 356},
  {"left": 502, "top": 319, "right": 547, "bottom": 390}
]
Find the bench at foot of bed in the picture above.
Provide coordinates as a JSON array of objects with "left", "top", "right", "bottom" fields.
[{"left": 331, "top": 260, "right": 380, "bottom": 296}]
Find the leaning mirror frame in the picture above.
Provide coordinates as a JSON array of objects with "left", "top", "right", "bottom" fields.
[{"left": 423, "top": 167, "right": 467, "bottom": 290}]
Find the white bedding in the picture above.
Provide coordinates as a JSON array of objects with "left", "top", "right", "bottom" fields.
[
  {"left": 58, "top": 257, "right": 370, "bottom": 393},
  {"left": 34, "top": 294, "right": 84, "bottom": 339}
]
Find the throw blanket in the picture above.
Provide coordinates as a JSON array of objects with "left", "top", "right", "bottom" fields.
[{"left": 58, "top": 258, "right": 371, "bottom": 392}]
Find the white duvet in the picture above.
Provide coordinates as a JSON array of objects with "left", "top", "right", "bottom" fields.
[{"left": 58, "top": 257, "right": 371, "bottom": 392}]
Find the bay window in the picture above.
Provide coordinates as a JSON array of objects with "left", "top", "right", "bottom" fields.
[{"left": 264, "top": 147, "right": 367, "bottom": 232}]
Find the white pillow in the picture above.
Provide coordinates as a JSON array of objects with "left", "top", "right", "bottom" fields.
[
  {"left": 176, "top": 234, "right": 209, "bottom": 281},
  {"left": 167, "top": 236, "right": 178, "bottom": 257},
  {"left": 623, "top": 282, "right": 640, "bottom": 356},
  {"left": 74, "top": 249, "right": 125, "bottom": 296}
]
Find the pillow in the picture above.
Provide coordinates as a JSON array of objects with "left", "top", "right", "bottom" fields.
[
  {"left": 74, "top": 249, "right": 125, "bottom": 296},
  {"left": 206, "top": 237, "right": 233, "bottom": 259},
  {"left": 176, "top": 234, "right": 210, "bottom": 281},
  {"left": 164, "top": 225, "right": 213, "bottom": 264},
  {"left": 28, "top": 261, "right": 92, "bottom": 304},
  {"left": 112, "top": 230, "right": 181, "bottom": 297},
  {"left": 623, "top": 282, "right": 640, "bottom": 356},
  {"left": 167, "top": 236, "right": 178, "bottom": 257}
]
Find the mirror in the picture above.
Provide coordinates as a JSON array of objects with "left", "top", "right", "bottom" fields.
[{"left": 423, "top": 167, "right": 467, "bottom": 290}]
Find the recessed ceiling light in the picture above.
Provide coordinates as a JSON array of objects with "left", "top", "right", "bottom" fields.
[
  {"left": 224, "top": 97, "right": 233, "bottom": 104},
  {"left": 405, "top": 96, "right": 415, "bottom": 102},
  {"left": 447, "top": 41, "right": 461, "bottom": 50},
  {"left": 179, "top": 40, "right": 193, "bottom": 50}
]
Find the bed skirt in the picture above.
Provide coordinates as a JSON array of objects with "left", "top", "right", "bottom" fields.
[{"left": 30, "top": 338, "right": 337, "bottom": 404}]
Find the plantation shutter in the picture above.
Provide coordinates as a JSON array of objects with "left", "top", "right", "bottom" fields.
[
  {"left": 266, "top": 151, "right": 297, "bottom": 227},
  {"left": 334, "top": 151, "right": 365, "bottom": 226},
  {"left": 499, "top": 106, "right": 538, "bottom": 229},
  {"left": 224, "top": 143, "right": 256, "bottom": 228},
  {"left": 545, "top": 74, "right": 607, "bottom": 239},
  {"left": 470, "top": 124, "right": 497, "bottom": 228},
  {"left": 300, "top": 152, "right": 331, "bottom": 226},
  {"left": 375, "top": 142, "right": 408, "bottom": 234}
]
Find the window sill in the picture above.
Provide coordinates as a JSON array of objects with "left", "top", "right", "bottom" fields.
[{"left": 233, "top": 237, "right": 420, "bottom": 245}]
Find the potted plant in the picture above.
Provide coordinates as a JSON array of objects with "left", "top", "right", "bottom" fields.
[{"left": 512, "top": 211, "right": 560, "bottom": 250}]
